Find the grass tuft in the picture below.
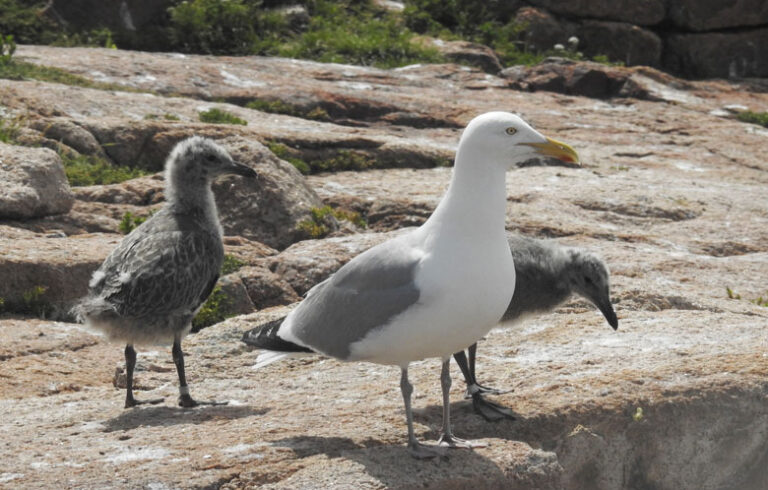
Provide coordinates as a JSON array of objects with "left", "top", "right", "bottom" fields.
[
  {"left": 726, "top": 286, "right": 768, "bottom": 307},
  {"left": 221, "top": 254, "right": 245, "bottom": 275},
  {"left": 266, "top": 141, "right": 311, "bottom": 174},
  {"left": 245, "top": 99, "right": 330, "bottom": 121},
  {"left": 118, "top": 211, "right": 154, "bottom": 234},
  {"left": 0, "top": 113, "right": 22, "bottom": 144},
  {"left": 60, "top": 152, "right": 149, "bottom": 187},
  {"left": 736, "top": 111, "right": 768, "bottom": 128},
  {"left": 192, "top": 285, "right": 230, "bottom": 331},
  {"left": 199, "top": 108, "right": 248, "bottom": 125},
  {"left": 297, "top": 205, "right": 366, "bottom": 239}
]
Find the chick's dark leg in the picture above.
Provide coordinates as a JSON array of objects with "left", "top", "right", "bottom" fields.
[
  {"left": 468, "top": 343, "right": 507, "bottom": 395},
  {"left": 453, "top": 345, "right": 515, "bottom": 422},
  {"left": 172, "top": 337, "right": 198, "bottom": 407},
  {"left": 124, "top": 344, "right": 163, "bottom": 408},
  {"left": 172, "top": 335, "right": 227, "bottom": 408}
]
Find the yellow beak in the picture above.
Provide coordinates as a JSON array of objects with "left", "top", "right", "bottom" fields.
[{"left": 521, "top": 137, "right": 580, "bottom": 165}]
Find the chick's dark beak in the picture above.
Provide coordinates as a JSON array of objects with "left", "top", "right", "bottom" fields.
[
  {"left": 228, "top": 160, "right": 258, "bottom": 179},
  {"left": 599, "top": 301, "right": 619, "bottom": 330}
]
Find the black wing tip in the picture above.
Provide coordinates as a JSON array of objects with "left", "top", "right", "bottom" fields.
[{"left": 241, "top": 317, "right": 312, "bottom": 353}]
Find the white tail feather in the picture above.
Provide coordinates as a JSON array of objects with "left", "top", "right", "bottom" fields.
[{"left": 252, "top": 351, "right": 310, "bottom": 370}]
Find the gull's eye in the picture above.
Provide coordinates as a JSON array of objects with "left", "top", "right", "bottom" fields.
[
  {"left": 505, "top": 127, "right": 517, "bottom": 135},
  {"left": 584, "top": 275, "right": 593, "bottom": 284},
  {"left": 205, "top": 154, "right": 216, "bottom": 162}
]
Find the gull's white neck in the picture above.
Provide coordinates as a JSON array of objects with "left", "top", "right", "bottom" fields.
[{"left": 423, "top": 145, "right": 508, "bottom": 242}]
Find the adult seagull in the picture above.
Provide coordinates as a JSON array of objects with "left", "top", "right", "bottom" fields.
[{"left": 246, "top": 112, "right": 579, "bottom": 458}]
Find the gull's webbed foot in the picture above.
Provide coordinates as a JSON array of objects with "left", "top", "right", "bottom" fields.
[
  {"left": 178, "top": 394, "right": 228, "bottom": 408},
  {"left": 471, "top": 393, "right": 516, "bottom": 422},
  {"left": 437, "top": 432, "right": 488, "bottom": 449},
  {"left": 407, "top": 441, "right": 448, "bottom": 459},
  {"left": 124, "top": 395, "right": 164, "bottom": 409}
]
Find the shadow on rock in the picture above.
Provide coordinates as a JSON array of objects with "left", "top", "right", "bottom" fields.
[
  {"left": 271, "top": 435, "right": 510, "bottom": 488},
  {"left": 103, "top": 404, "right": 269, "bottom": 432}
]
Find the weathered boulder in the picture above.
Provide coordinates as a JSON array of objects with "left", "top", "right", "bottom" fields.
[
  {"left": 425, "top": 38, "right": 503, "bottom": 74},
  {"left": 0, "top": 229, "right": 121, "bottom": 316},
  {"left": 0, "top": 142, "right": 74, "bottom": 220},
  {"left": 501, "top": 58, "right": 635, "bottom": 99},
  {"left": 28, "top": 117, "right": 108, "bottom": 158},
  {"left": 268, "top": 230, "right": 408, "bottom": 296},
  {"left": 577, "top": 21, "right": 661, "bottom": 68},
  {"left": 235, "top": 265, "right": 300, "bottom": 309},
  {"left": 73, "top": 174, "right": 165, "bottom": 206},
  {"left": 667, "top": 0, "right": 768, "bottom": 31},
  {"left": 664, "top": 28, "right": 768, "bottom": 79},
  {"left": 213, "top": 136, "right": 329, "bottom": 250},
  {"left": 526, "top": 0, "right": 665, "bottom": 26},
  {"left": 31, "top": 126, "right": 330, "bottom": 250}
]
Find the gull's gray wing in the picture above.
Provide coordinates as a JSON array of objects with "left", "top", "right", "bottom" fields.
[
  {"left": 91, "top": 214, "right": 223, "bottom": 320},
  {"left": 283, "top": 238, "right": 422, "bottom": 360}
]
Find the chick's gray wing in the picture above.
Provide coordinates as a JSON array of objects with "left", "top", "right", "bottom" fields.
[{"left": 94, "top": 230, "right": 223, "bottom": 319}]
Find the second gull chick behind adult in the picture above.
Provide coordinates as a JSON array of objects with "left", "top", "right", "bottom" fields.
[
  {"left": 245, "top": 111, "right": 580, "bottom": 458},
  {"left": 453, "top": 234, "right": 619, "bottom": 421}
]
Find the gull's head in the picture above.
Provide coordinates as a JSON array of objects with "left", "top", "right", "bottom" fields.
[
  {"left": 166, "top": 136, "right": 257, "bottom": 189},
  {"left": 566, "top": 249, "right": 618, "bottom": 330},
  {"left": 460, "top": 112, "right": 580, "bottom": 169}
]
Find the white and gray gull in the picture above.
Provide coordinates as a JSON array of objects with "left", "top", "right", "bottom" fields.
[
  {"left": 73, "top": 137, "right": 257, "bottom": 408},
  {"left": 453, "top": 234, "right": 619, "bottom": 421},
  {"left": 244, "top": 111, "right": 580, "bottom": 458}
]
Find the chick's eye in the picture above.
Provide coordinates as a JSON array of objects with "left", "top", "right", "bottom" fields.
[
  {"left": 584, "top": 276, "right": 593, "bottom": 284},
  {"left": 205, "top": 154, "right": 216, "bottom": 162},
  {"left": 505, "top": 127, "right": 517, "bottom": 135}
]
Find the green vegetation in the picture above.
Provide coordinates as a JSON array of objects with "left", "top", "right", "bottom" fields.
[
  {"left": 189, "top": 255, "right": 247, "bottom": 329},
  {"left": 266, "top": 141, "right": 311, "bottom": 174},
  {"left": 403, "top": 0, "right": 541, "bottom": 66},
  {"left": 311, "top": 149, "right": 376, "bottom": 173},
  {"left": 297, "top": 205, "right": 366, "bottom": 239},
  {"left": 144, "top": 113, "right": 180, "bottom": 121},
  {"left": 1, "top": 0, "right": 630, "bottom": 72},
  {"left": 0, "top": 33, "right": 143, "bottom": 92},
  {"left": 1, "top": 285, "right": 53, "bottom": 317},
  {"left": 245, "top": 99, "right": 330, "bottom": 121},
  {"left": 266, "top": 141, "right": 378, "bottom": 175},
  {"left": 221, "top": 254, "right": 245, "bottom": 275},
  {"left": 118, "top": 211, "right": 154, "bottom": 234},
  {"left": 168, "top": 0, "right": 442, "bottom": 68},
  {"left": 199, "top": 108, "right": 248, "bottom": 125},
  {"left": 0, "top": 113, "right": 22, "bottom": 144},
  {"left": 61, "top": 152, "right": 148, "bottom": 187},
  {"left": 192, "top": 285, "right": 230, "bottom": 331},
  {"left": 633, "top": 407, "right": 644, "bottom": 422},
  {"left": 736, "top": 111, "right": 768, "bottom": 128},
  {"left": 1, "top": 32, "right": 15, "bottom": 64},
  {"left": 726, "top": 287, "right": 768, "bottom": 307}
]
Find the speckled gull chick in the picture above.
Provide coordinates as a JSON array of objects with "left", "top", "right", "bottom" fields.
[
  {"left": 244, "top": 111, "right": 580, "bottom": 458},
  {"left": 453, "top": 234, "right": 619, "bottom": 421},
  {"left": 73, "top": 137, "right": 256, "bottom": 409}
]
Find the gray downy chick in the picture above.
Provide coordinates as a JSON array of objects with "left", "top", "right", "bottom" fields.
[
  {"left": 72, "top": 136, "right": 256, "bottom": 408},
  {"left": 453, "top": 234, "right": 618, "bottom": 421}
]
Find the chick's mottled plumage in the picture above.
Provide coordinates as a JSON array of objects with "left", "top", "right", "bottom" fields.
[
  {"left": 73, "top": 136, "right": 256, "bottom": 408},
  {"left": 77, "top": 207, "right": 223, "bottom": 344}
]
